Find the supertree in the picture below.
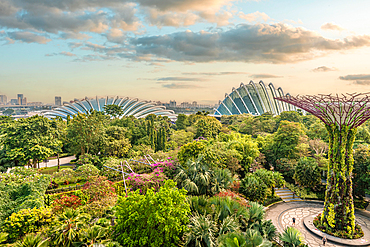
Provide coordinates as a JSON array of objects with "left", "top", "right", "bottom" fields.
[{"left": 275, "top": 93, "right": 370, "bottom": 235}]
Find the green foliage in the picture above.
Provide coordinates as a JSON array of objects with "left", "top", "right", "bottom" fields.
[
  {"left": 170, "top": 130, "right": 194, "bottom": 147},
  {"left": 75, "top": 164, "right": 100, "bottom": 180},
  {"left": 115, "top": 180, "right": 190, "bottom": 247},
  {"left": 218, "top": 229, "right": 272, "bottom": 247},
  {"left": 239, "top": 174, "right": 268, "bottom": 203},
  {"left": 52, "top": 168, "right": 77, "bottom": 185},
  {"left": 14, "top": 233, "right": 48, "bottom": 247},
  {"left": 0, "top": 173, "right": 51, "bottom": 224},
  {"left": 353, "top": 145, "right": 370, "bottom": 197},
  {"left": 293, "top": 157, "right": 321, "bottom": 190},
  {"left": 274, "top": 158, "right": 297, "bottom": 184},
  {"left": 104, "top": 126, "right": 131, "bottom": 158},
  {"left": 178, "top": 140, "right": 207, "bottom": 165},
  {"left": 66, "top": 111, "right": 108, "bottom": 155},
  {"left": 195, "top": 116, "right": 222, "bottom": 139},
  {"left": 104, "top": 104, "right": 124, "bottom": 118},
  {"left": 269, "top": 121, "right": 308, "bottom": 163},
  {"left": 176, "top": 114, "right": 189, "bottom": 130},
  {"left": 279, "top": 227, "right": 305, "bottom": 247},
  {"left": 1, "top": 115, "right": 62, "bottom": 167},
  {"left": 3, "top": 207, "right": 53, "bottom": 241},
  {"left": 175, "top": 158, "right": 233, "bottom": 196}
]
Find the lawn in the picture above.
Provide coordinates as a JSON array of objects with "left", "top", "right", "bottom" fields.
[{"left": 39, "top": 165, "right": 76, "bottom": 174}]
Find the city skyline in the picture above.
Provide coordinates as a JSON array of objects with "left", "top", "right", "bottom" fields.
[{"left": 1, "top": 0, "right": 370, "bottom": 104}]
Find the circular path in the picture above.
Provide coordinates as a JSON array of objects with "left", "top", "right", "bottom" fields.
[{"left": 265, "top": 201, "right": 370, "bottom": 247}]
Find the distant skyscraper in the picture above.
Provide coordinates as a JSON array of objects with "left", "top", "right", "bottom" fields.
[
  {"left": 10, "top": 99, "right": 18, "bottom": 105},
  {"left": 55, "top": 96, "right": 62, "bottom": 106},
  {"left": 170, "top": 100, "right": 176, "bottom": 107},
  {"left": 17, "top": 94, "right": 23, "bottom": 105},
  {"left": 0, "top": 95, "right": 7, "bottom": 104}
]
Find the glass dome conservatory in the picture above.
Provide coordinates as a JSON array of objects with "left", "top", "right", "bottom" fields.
[
  {"left": 44, "top": 96, "right": 177, "bottom": 121},
  {"left": 214, "top": 81, "right": 297, "bottom": 116}
]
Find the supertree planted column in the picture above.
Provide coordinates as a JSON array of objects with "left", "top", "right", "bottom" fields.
[{"left": 276, "top": 93, "right": 370, "bottom": 234}]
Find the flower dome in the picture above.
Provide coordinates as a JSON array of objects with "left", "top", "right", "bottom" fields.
[
  {"left": 214, "top": 80, "right": 297, "bottom": 116},
  {"left": 44, "top": 96, "right": 177, "bottom": 121}
]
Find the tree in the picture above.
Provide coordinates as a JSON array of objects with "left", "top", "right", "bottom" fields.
[
  {"left": 115, "top": 180, "right": 190, "bottom": 247},
  {"left": 269, "top": 121, "right": 308, "bottom": 163},
  {"left": 294, "top": 157, "right": 321, "bottom": 190},
  {"left": 1, "top": 115, "right": 61, "bottom": 167},
  {"left": 239, "top": 175, "right": 268, "bottom": 203},
  {"left": 104, "top": 104, "right": 124, "bottom": 118},
  {"left": 353, "top": 145, "right": 370, "bottom": 198},
  {"left": 66, "top": 111, "right": 108, "bottom": 155},
  {"left": 279, "top": 227, "right": 306, "bottom": 247},
  {"left": 195, "top": 116, "right": 222, "bottom": 139},
  {"left": 178, "top": 140, "right": 207, "bottom": 165},
  {"left": 104, "top": 126, "right": 131, "bottom": 157},
  {"left": 2, "top": 109, "right": 14, "bottom": 116},
  {"left": 175, "top": 114, "right": 189, "bottom": 130}
]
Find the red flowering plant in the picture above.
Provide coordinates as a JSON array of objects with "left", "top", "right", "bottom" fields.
[
  {"left": 82, "top": 176, "right": 116, "bottom": 203},
  {"left": 229, "top": 180, "right": 241, "bottom": 193},
  {"left": 215, "top": 190, "right": 250, "bottom": 208},
  {"left": 52, "top": 194, "right": 82, "bottom": 213}
]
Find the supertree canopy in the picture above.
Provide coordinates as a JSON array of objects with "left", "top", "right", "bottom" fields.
[{"left": 276, "top": 93, "right": 370, "bottom": 235}]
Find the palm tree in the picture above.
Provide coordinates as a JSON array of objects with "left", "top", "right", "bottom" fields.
[
  {"left": 188, "top": 195, "right": 212, "bottom": 215},
  {"left": 247, "top": 202, "right": 265, "bottom": 227},
  {"left": 14, "top": 234, "right": 48, "bottom": 247},
  {"left": 211, "top": 168, "right": 233, "bottom": 194},
  {"left": 175, "top": 158, "right": 213, "bottom": 195},
  {"left": 279, "top": 227, "right": 305, "bottom": 247},
  {"left": 218, "top": 230, "right": 272, "bottom": 247},
  {"left": 185, "top": 213, "right": 217, "bottom": 247},
  {"left": 51, "top": 208, "right": 90, "bottom": 247},
  {"left": 82, "top": 225, "right": 110, "bottom": 246}
]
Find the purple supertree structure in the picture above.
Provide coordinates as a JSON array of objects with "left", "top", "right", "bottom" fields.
[{"left": 276, "top": 93, "right": 370, "bottom": 235}]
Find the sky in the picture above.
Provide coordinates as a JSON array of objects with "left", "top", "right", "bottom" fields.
[{"left": 1, "top": 0, "right": 370, "bottom": 104}]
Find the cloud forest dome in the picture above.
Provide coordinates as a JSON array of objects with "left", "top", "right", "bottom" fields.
[
  {"left": 44, "top": 96, "right": 177, "bottom": 121},
  {"left": 214, "top": 80, "right": 297, "bottom": 116}
]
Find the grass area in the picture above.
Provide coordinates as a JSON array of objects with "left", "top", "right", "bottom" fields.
[{"left": 39, "top": 165, "right": 75, "bottom": 174}]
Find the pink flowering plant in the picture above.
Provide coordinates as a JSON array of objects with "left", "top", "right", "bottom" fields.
[
  {"left": 127, "top": 168, "right": 167, "bottom": 194},
  {"left": 149, "top": 157, "right": 178, "bottom": 179}
]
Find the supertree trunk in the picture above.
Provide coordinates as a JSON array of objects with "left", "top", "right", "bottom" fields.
[{"left": 321, "top": 124, "right": 357, "bottom": 233}]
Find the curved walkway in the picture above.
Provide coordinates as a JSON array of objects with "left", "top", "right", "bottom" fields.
[{"left": 265, "top": 201, "right": 370, "bottom": 247}]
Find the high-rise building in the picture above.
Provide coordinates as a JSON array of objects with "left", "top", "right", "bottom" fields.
[
  {"left": 55, "top": 96, "right": 62, "bottom": 106},
  {"left": 10, "top": 99, "right": 18, "bottom": 105},
  {"left": 169, "top": 100, "right": 176, "bottom": 107},
  {"left": 192, "top": 101, "right": 197, "bottom": 108},
  {"left": 22, "top": 97, "right": 27, "bottom": 105},
  {"left": 17, "top": 94, "right": 23, "bottom": 105},
  {"left": 0, "top": 95, "right": 7, "bottom": 104}
]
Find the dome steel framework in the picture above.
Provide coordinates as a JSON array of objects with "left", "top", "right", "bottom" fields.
[
  {"left": 44, "top": 96, "right": 177, "bottom": 120},
  {"left": 214, "top": 80, "right": 297, "bottom": 116}
]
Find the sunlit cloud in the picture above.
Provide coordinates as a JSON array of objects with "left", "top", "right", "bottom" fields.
[
  {"left": 312, "top": 66, "right": 338, "bottom": 72},
  {"left": 321, "top": 22, "right": 345, "bottom": 31}
]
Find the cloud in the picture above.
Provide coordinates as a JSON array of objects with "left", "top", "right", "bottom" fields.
[
  {"left": 250, "top": 74, "right": 283, "bottom": 79},
  {"left": 132, "top": 23, "right": 370, "bottom": 64},
  {"left": 157, "top": 76, "right": 207, "bottom": 82},
  {"left": 239, "top": 11, "right": 270, "bottom": 22},
  {"left": 162, "top": 83, "right": 202, "bottom": 89},
  {"left": 135, "top": 0, "right": 236, "bottom": 12},
  {"left": 45, "top": 51, "right": 76, "bottom": 56},
  {"left": 312, "top": 66, "right": 338, "bottom": 72},
  {"left": 2, "top": 31, "right": 51, "bottom": 44},
  {"left": 339, "top": 74, "right": 370, "bottom": 85},
  {"left": 321, "top": 22, "right": 345, "bottom": 31},
  {"left": 182, "top": 72, "right": 248, "bottom": 75}
]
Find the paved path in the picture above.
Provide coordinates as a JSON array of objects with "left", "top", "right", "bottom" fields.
[
  {"left": 265, "top": 201, "right": 370, "bottom": 247},
  {"left": 275, "top": 187, "right": 302, "bottom": 202},
  {"left": 6, "top": 156, "right": 76, "bottom": 173}
]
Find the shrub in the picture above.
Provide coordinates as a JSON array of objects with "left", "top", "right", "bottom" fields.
[
  {"left": 9, "top": 167, "right": 38, "bottom": 177},
  {"left": 126, "top": 169, "right": 167, "bottom": 195},
  {"left": 115, "top": 180, "right": 190, "bottom": 247},
  {"left": 3, "top": 207, "right": 53, "bottom": 241},
  {"left": 52, "top": 194, "right": 82, "bottom": 213},
  {"left": 53, "top": 168, "right": 77, "bottom": 185},
  {"left": 294, "top": 157, "right": 321, "bottom": 190},
  {"left": 177, "top": 140, "right": 207, "bottom": 165},
  {"left": 83, "top": 176, "right": 116, "bottom": 202},
  {"left": 239, "top": 174, "right": 268, "bottom": 203},
  {"left": 75, "top": 164, "right": 100, "bottom": 180},
  {"left": 214, "top": 190, "right": 249, "bottom": 207},
  {"left": 275, "top": 158, "right": 297, "bottom": 183},
  {"left": 100, "top": 157, "right": 123, "bottom": 180}
]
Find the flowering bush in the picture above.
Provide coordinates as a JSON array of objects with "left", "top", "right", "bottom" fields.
[
  {"left": 0, "top": 171, "right": 44, "bottom": 184},
  {"left": 127, "top": 169, "right": 167, "bottom": 195},
  {"left": 150, "top": 157, "right": 178, "bottom": 179},
  {"left": 215, "top": 190, "right": 249, "bottom": 207},
  {"left": 52, "top": 194, "right": 82, "bottom": 213},
  {"left": 9, "top": 167, "right": 38, "bottom": 176},
  {"left": 75, "top": 164, "right": 100, "bottom": 180},
  {"left": 3, "top": 207, "right": 53, "bottom": 241},
  {"left": 83, "top": 176, "right": 116, "bottom": 202}
]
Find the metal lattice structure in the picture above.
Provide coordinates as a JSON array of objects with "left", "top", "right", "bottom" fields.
[
  {"left": 275, "top": 93, "right": 370, "bottom": 129},
  {"left": 214, "top": 80, "right": 297, "bottom": 116},
  {"left": 276, "top": 92, "right": 370, "bottom": 235},
  {"left": 43, "top": 96, "right": 177, "bottom": 121}
]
